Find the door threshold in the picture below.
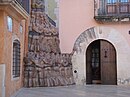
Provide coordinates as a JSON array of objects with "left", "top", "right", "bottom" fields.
[{"left": 92, "top": 80, "right": 101, "bottom": 84}]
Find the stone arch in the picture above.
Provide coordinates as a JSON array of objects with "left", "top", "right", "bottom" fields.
[{"left": 72, "top": 26, "right": 130, "bottom": 85}]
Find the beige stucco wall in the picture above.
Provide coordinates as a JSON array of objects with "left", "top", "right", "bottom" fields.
[{"left": 59, "top": 0, "right": 130, "bottom": 85}]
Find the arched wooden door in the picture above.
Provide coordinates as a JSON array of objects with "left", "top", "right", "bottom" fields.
[{"left": 86, "top": 40, "right": 117, "bottom": 85}]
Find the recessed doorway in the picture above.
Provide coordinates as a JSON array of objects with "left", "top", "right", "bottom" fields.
[{"left": 86, "top": 40, "right": 117, "bottom": 85}]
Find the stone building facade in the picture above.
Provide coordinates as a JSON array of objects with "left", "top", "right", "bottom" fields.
[{"left": 0, "top": 0, "right": 30, "bottom": 97}]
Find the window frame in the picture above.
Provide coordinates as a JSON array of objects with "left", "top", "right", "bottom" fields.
[
  {"left": 7, "top": 16, "right": 13, "bottom": 32},
  {"left": 12, "top": 40, "right": 21, "bottom": 78},
  {"left": 20, "top": 24, "right": 23, "bottom": 33}
]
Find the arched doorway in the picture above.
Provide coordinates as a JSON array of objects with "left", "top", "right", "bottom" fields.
[{"left": 86, "top": 39, "right": 117, "bottom": 85}]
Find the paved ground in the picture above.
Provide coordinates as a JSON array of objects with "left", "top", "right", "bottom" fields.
[{"left": 11, "top": 85, "right": 130, "bottom": 97}]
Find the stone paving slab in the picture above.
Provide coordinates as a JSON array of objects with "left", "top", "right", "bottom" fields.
[{"left": 11, "top": 85, "right": 130, "bottom": 97}]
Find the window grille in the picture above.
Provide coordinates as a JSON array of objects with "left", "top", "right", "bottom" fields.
[
  {"left": 106, "top": 0, "right": 129, "bottom": 14},
  {"left": 94, "top": 0, "right": 130, "bottom": 22},
  {"left": 13, "top": 40, "right": 21, "bottom": 78}
]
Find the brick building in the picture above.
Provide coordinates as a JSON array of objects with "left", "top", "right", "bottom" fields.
[{"left": 0, "top": 0, "right": 30, "bottom": 97}]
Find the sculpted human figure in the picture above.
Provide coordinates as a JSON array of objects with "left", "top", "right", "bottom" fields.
[
  {"left": 30, "top": 38, "right": 35, "bottom": 51},
  {"left": 24, "top": 0, "right": 75, "bottom": 87},
  {"left": 50, "top": 52, "right": 56, "bottom": 66},
  {"left": 43, "top": 66, "right": 52, "bottom": 86},
  {"left": 32, "top": 0, "right": 45, "bottom": 9}
]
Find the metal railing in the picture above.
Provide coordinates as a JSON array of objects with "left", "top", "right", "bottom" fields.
[{"left": 94, "top": 0, "right": 130, "bottom": 21}]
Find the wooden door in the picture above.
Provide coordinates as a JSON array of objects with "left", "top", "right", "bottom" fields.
[
  {"left": 86, "top": 45, "right": 92, "bottom": 84},
  {"left": 100, "top": 40, "right": 117, "bottom": 85}
]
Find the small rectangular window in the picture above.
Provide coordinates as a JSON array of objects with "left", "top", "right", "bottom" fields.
[
  {"left": 7, "top": 16, "right": 13, "bottom": 32},
  {"left": 20, "top": 25, "right": 23, "bottom": 33}
]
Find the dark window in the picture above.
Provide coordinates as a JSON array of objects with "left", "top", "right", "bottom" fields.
[
  {"left": 16, "top": 0, "right": 30, "bottom": 13},
  {"left": 13, "top": 40, "right": 21, "bottom": 78},
  {"left": 16, "top": 0, "right": 22, "bottom": 4},
  {"left": 22, "top": 0, "right": 30, "bottom": 13}
]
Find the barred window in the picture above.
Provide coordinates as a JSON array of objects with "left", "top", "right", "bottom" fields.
[{"left": 13, "top": 40, "right": 21, "bottom": 78}]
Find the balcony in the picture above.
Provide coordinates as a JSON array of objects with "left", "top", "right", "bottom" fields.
[
  {"left": 94, "top": 0, "right": 130, "bottom": 22},
  {"left": 0, "top": 0, "right": 30, "bottom": 14}
]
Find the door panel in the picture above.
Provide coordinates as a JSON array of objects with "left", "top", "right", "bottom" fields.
[
  {"left": 86, "top": 45, "right": 92, "bottom": 84},
  {"left": 100, "top": 40, "right": 117, "bottom": 85}
]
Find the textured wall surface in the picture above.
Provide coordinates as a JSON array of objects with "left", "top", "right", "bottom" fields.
[{"left": 24, "top": 0, "right": 74, "bottom": 87}]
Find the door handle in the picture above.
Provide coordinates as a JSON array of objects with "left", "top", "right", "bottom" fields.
[{"left": 104, "top": 50, "right": 107, "bottom": 58}]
